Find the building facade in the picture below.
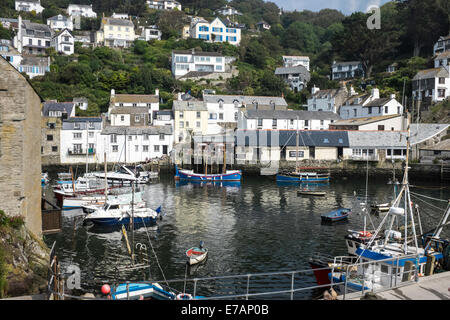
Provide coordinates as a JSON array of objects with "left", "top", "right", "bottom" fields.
[
  {"left": 67, "top": 4, "right": 97, "bottom": 18},
  {"left": 275, "top": 65, "right": 310, "bottom": 92},
  {"left": 331, "top": 61, "right": 364, "bottom": 80},
  {"left": 15, "top": 0, "right": 44, "bottom": 14},
  {"left": 282, "top": 56, "right": 310, "bottom": 71},
  {"left": 147, "top": 0, "right": 182, "bottom": 10},
  {"left": 51, "top": 28, "right": 74, "bottom": 55},
  {"left": 47, "top": 15, "right": 74, "bottom": 31},
  {"left": 171, "top": 50, "right": 226, "bottom": 78},
  {"left": 96, "top": 17, "right": 135, "bottom": 48},
  {"left": 173, "top": 100, "right": 209, "bottom": 143},
  {"left": 190, "top": 17, "right": 242, "bottom": 46}
]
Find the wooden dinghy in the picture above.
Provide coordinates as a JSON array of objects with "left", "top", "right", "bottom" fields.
[{"left": 186, "top": 241, "right": 208, "bottom": 265}]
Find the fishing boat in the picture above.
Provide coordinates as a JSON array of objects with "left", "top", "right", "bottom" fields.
[
  {"left": 186, "top": 241, "right": 208, "bottom": 265},
  {"left": 321, "top": 208, "right": 351, "bottom": 222},
  {"left": 297, "top": 190, "right": 326, "bottom": 197},
  {"left": 53, "top": 176, "right": 118, "bottom": 203},
  {"left": 327, "top": 119, "right": 450, "bottom": 294},
  {"left": 370, "top": 202, "right": 391, "bottom": 213},
  {"left": 175, "top": 166, "right": 242, "bottom": 182},
  {"left": 94, "top": 165, "right": 151, "bottom": 184},
  {"left": 83, "top": 200, "right": 161, "bottom": 226},
  {"left": 111, "top": 282, "right": 176, "bottom": 300}
]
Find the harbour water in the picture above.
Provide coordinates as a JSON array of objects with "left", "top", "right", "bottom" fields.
[{"left": 43, "top": 172, "right": 450, "bottom": 299}]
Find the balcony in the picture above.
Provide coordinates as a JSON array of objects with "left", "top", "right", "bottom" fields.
[
  {"left": 68, "top": 148, "right": 96, "bottom": 155},
  {"left": 351, "top": 155, "right": 379, "bottom": 162}
]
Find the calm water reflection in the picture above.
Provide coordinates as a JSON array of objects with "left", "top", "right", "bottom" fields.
[{"left": 43, "top": 172, "right": 450, "bottom": 299}]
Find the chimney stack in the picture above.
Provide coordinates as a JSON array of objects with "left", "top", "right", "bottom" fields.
[
  {"left": 155, "top": 88, "right": 159, "bottom": 96},
  {"left": 311, "top": 85, "right": 320, "bottom": 95},
  {"left": 111, "top": 89, "right": 115, "bottom": 97},
  {"left": 371, "top": 88, "right": 380, "bottom": 100}
]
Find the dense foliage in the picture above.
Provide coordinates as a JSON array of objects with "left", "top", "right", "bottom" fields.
[{"left": 0, "top": 0, "right": 448, "bottom": 113}]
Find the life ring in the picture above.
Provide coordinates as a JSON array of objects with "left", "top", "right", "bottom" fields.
[
  {"left": 176, "top": 293, "right": 193, "bottom": 300},
  {"left": 359, "top": 231, "right": 372, "bottom": 238}
]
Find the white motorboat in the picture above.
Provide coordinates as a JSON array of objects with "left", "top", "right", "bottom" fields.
[
  {"left": 94, "top": 165, "right": 151, "bottom": 184},
  {"left": 62, "top": 191, "right": 144, "bottom": 210},
  {"left": 83, "top": 200, "right": 161, "bottom": 226}
]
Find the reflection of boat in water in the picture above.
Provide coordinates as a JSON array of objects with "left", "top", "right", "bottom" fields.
[
  {"left": 277, "top": 181, "right": 329, "bottom": 187},
  {"left": 175, "top": 179, "right": 241, "bottom": 188},
  {"left": 297, "top": 190, "right": 326, "bottom": 197}
]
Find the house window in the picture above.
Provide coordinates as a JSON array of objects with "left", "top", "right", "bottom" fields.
[
  {"left": 120, "top": 115, "right": 125, "bottom": 121},
  {"left": 438, "top": 89, "right": 446, "bottom": 97},
  {"left": 47, "top": 134, "right": 53, "bottom": 141},
  {"left": 63, "top": 46, "right": 71, "bottom": 52},
  {"left": 186, "top": 121, "right": 190, "bottom": 128},
  {"left": 135, "top": 145, "right": 139, "bottom": 152},
  {"left": 219, "top": 113, "right": 224, "bottom": 120},
  {"left": 154, "top": 145, "right": 160, "bottom": 152},
  {"left": 179, "top": 121, "right": 184, "bottom": 128},
  {"left": 257, "top": 119, "right": 263, "bottom": 128},
  {"left": 52, "top": 146, "right": 58, "bottom": 152},
  {"left": 368, "top": 107, "right": 372, "bottom": 114},
  {"left": 128, "top": 135, "right": 132, "bottom": 141},
  {"left": 179, "top": 111, "right": 184, "bottom": 119},
  {"left": 234, "top": 112, "right": 238, "bottom": 121},
  {"left": 196, "top": 121, "right": 201, "bottom": 128},
  {"left": 385, "top": 106, "right": 388, "bottom": 113},
  {"left": 323, "top": 138, "right": 329, "bottom": 143},
  {"left": 159, "top": 133, "right": 164, "bottom": 141},
  {"left": 378, "top": 125, "right": 385, "bottom": 131},
  {"left": 304, "top": 120, "right": 309, "bottom": 127},
  {"left": 73, "top": 132, "right": 82, "bottom": 139},
  {"left": 135, "top": 115, "right": 140, "bottom": 122},
  {"left": 111, "top": 134, "right": 117, "bottom": 143},
  {"left": 143, "top": 145, "right": 149, "bottom": 152},
  {"left": 439, "top": 77, "right": 445, "bottom": 84},
  {"left": 88, "top": 132, "right": 94, "bottom": 138},
  {"left": 112, "top": 145, "right": 118, "bottom": 152},
  {"left": 196, "top": 111, "right": 201, "bottom": 118},
  {"left": 272, "top": 119, "right": 277, "bottom": 128},
  {"left": 143, "top": 134, "right": 149, "bottom": 140},
  {"left": 353, "top": 109, "right": 357, "bottom": 117},
  {"left": 320, "top": 120, "right": 324, "bottom": 125}
]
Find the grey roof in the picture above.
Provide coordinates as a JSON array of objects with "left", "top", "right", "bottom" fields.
[
  {"left": 20, "top": 55, "right": 49, "bottom": 66},
  {"left": 23, "top": 21, "right": 52, "bottom": 34},
  {"left": 173, "top": 100, "right": 207, "bottom": 111},
  {"left": 110, "top": 106, "right": 149, "bottom": 114},
  {"left": 62, "top": 117, "right": 102, "bottom": 130},
  {"left": 172, "top": 50, "right": 223, "bottom": 57},
  {"left": 43, "top": 101, "right": 74, "bottom": 117},
  {"left": 413, "top": 68, "right": 449, "bottom": 80},
  {"left": 245, "top": 109, "right": 341, "bottom": 121},
  {"left": 332, "top": 61, "right": 362, "bottom": 67},
  {"left": 275, "top": 65, "right": 310, "bottom": 79},
  {"left": 48, "top": 15, "right": 70, "bottom": 21},
  {"left": 203, "top": 94, "right": 288, "bottom": 106},
  {"left": 312, "top": 87, "right": 347, "bottom": 99},
  {"left": 101, "top": 125, "right": 172, "bottom": 135},
  {"left": 235, "top": 129, "right": 349, "bottom": 147},
  {"left": 104, "top": 17, "right": 134, "bottom": 27},
  {"left": 363, "top": 98, "right": 393, "bottom": 107},
  {"left": 347, "top": 124, "right": 450, "bottom": 148}
]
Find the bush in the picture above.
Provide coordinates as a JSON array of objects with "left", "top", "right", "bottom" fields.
[{"left": 0, "top": 210, "right": 25, "bottom": 229}]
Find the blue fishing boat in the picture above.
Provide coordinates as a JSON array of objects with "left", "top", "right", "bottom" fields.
[
  {"left": 111, "top": 282, "right": 176, "bottom": 300},
  {"left": 321, "top": 208, "right": 351, "bottom": 222},
  {"left": 175, "top": 165, "right": 242, "bottom": 182}
]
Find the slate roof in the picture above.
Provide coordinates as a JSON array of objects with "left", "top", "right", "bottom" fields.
[
  {"left": 42, "top": 101, "right": 74, "bottom": 117},
  {"left": 173, "top": 100, "right": 207, "bottom": 111},
  {"left": 112, "top": 94, "right": 159, "bottom": 104},
  {"left": 413, "top": 68, "right": 449, "bottom": 80},
  {"left": 363, "top": 98, "right": 393, "bottom": 107},
  {"left": 275, "top": 65, "right": 310, "bottom": 80},
  {"left": 110, "top": 106, "right": 149, "bottom": 114},
  {"left": 419, "top": 139, "right": 450, "bottom": 151},
  {"left": 203, "top": 94, "right": 288, "bottom": 106},
  {"left": 62, "top": 117, "right": 102, "bottom": 130},
  {"left": 244, "top": 109, "right": 341, "bottom": 121},
  {"left": 101, "top": 125, "right": 172, "bottom": 135},
  {"left": 331, "top": 114, "right": 402, "bottom": 126},
  {"left": 235, "top": 130, "right": 349, "bottom": 147},
  {"left": 103, "top": 17, "right": 134, "bottom": 27},
  {"left": 172, "top": 50, "right": 223, "bottom": 57}
]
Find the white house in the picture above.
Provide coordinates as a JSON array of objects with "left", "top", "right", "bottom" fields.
[
  {"left": 329, "top": 114, "right": 405, "bottom": 131},
  {"left": 256, "top": 21, "right": 271, "bottom": 31},
  {"left": 15, "top": 0, "right": 44, "bottom": 14},
  {"left": 0, "top": 39, "right": 22, "bottom": 69},
  {"left": 275, "top": 65, "right": 310, "bottom": 92},
  {"left": 18, "top": 55, "right": 50, "bottom": 78},
  {"left": 203, "top": 94, "right": 288, "bottom": 134},
  {"left": 139, "top": 25, "right": 162, "bottom": 41},
  {"left": 237, "top": 109, "right": 340, "bottom": 131},
  {"left": 307, "top": 85, "right": 352, "bottom": 113},
  {"left": 96, "top": 17, "right": 136, "bottom": 48},
  {"left": 171, "top": 49, "right": 226, "bottom": 78},
  {"left": 282, "top": 56, "right": 310, "bottom": 71},
  {"left": 331, "top": 61, "right": 365, "bottom": 80},
  {"left": 216, "top": 5, "right": 242, "bottom": 16},
  {"left": 339, "top": 89, "right": 404, "bottom": 120},
  {"left": 108, "top": 89, "right": 160, "bottom": 125},
  {"left": 412, "top": 67, "right": 450, "bottom": 104},
  {"left": 98, "top": 126, "right": 174, "bottom": 163},
  {"left": 433, "top": 34, "right": 450, "bottom": 56},
  {"left": 51, "top": 29, "right": 74, "bottom": 55},
  {"left": 111, "top": 13, "right": 129, "bottom": 20},
  {"left": 434, "top": 51, "right": 450, "bottom": 68},
  {"left": 47, "top": 15, "right": 74, "bottom": 31},
  {"left": 60, "top": 117, "right": 103, "bottom": 164},
  {"left": 152, "top": 110, "right": 174, "bottom": 127},
  {"left": 190, "top": 17, "right": 242, "bottom": 46},
  {"left": 73, "top": 97, "right": 88, "bottom": 111},
  {"left": 67, "top": 4, "right": 97, "bottom": 18},
  {"left": 15, "top": 18, "right": 53, "bottom": 54},
  {"left": 147, "top": 0, "right": 181, "bottom": 11}
]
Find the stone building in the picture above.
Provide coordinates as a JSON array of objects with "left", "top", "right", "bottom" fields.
[{"left": 0, "top": 57, "right": 42, "bottom": 237}]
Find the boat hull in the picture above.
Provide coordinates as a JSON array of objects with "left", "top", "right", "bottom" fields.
[
  {"left": 84, "top": 216, "right": 158, "bottom": 226},
  {"left": 186, "top": 248, "right": 208, "bottom": 265},
  {"left": 176, "top": 167, "right": 242, "bottom": 182},
  {"left": 277, "top": 173, "right": 330, "bottom": 183},
  {"left": 321, "top": 209, "right": 351, "bottom": 222}
]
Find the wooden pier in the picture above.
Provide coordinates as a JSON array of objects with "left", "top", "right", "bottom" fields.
[{"left": 341, "top": 271, "right": 450, "bottom": 300}]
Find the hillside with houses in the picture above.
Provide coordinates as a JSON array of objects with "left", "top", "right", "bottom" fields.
[{"left": 0, "top": 0, "right": 449, "bottom": 167}]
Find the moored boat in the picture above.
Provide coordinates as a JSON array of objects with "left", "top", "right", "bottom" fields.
[
  {"left": 277, "top": 171, "right": 330, "bottom": 183},
  {"left": 175, "top": 166, "right": 242, "bottom": 182},
  {"left": 186, "top": 241, "right": 208, "bottom": 265},
  {"left": 321, "top": 208, "right": 351, "bottom": 222},
  {"left": 94, "top": 165, "right": 151, "bottom": 184},
  {"left": 111, "top": 282, "right": 176, "bottom": 300},
  {"left": 297, "top": 190, "right": 326, "bottom": 197}
]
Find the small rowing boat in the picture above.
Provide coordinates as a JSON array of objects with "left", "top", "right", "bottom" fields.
[
  {"left": 321, "top": 208, "right": 351, "bottom": 222},
  {"left": 186, "top": 241, "right": 208, "bottom": 265},
  {"left": 297, "top": 190, "right": 326, "bottom": 196}
]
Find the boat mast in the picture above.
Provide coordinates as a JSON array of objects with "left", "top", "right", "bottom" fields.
[
  {"left": 104, "top": 148, "right": 108, "bottom": 202},
  {"left": 223, "top": 142, "right": 227, "bottom": 174},
  {"left": 85, "top": 121, "right": 89, "bottom": 175},
  {"left": 70, "top": 166, "right": 75, "bottom": 194},
  {"left": 296, "top": 116, "right": 299, "bottom": 173}
]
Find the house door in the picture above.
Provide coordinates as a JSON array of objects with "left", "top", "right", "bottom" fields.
[
  {"left": 280, "top": 147, "right": 286, "bottom": 160},
  {"left": 309, "top": 147, "right": 315, "bottom": 160},
  {"left": 163, "top": 145, "right": 168, "bottom": 155},
  {"left": 338, "top": 147, "right": 343, "bottom": 159}
]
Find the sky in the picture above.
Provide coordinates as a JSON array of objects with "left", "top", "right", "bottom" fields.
[{"left": 273, "top": 0, "right": 392, "bottom": 15}]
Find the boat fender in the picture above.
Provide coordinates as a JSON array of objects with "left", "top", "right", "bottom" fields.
[{"left": 359, "top": 231, "right": 372, "bottom": 238}]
